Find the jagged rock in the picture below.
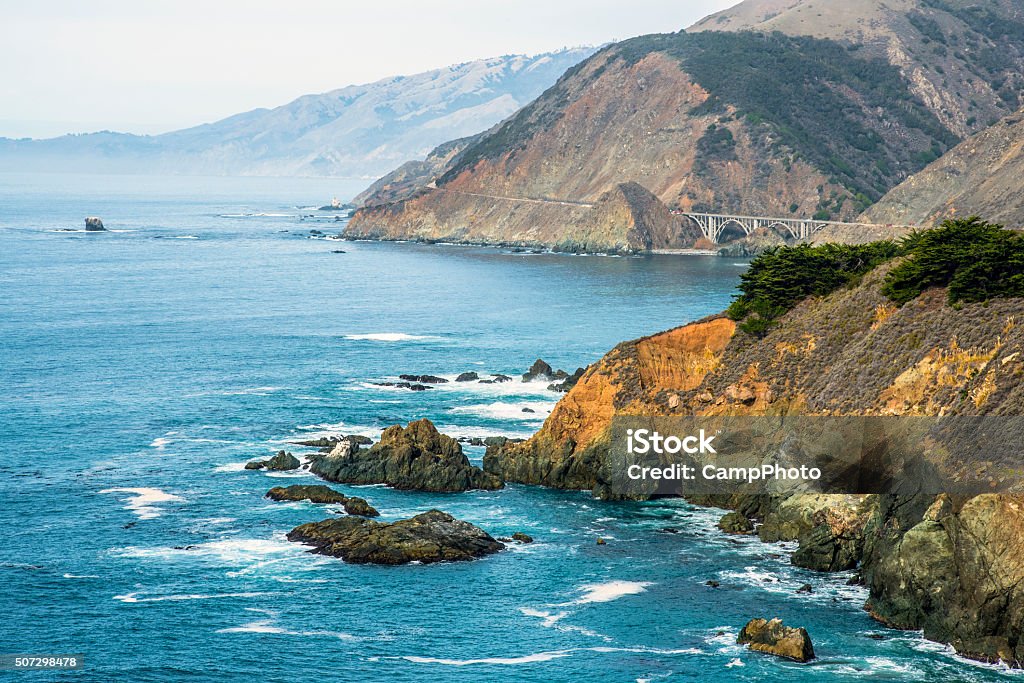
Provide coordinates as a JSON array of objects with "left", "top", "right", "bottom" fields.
[
  {"left": 287, "top": 509, "right": 504, "bottom": 564},
  {"left": 265, "top": 484, "right": 379, "bottom": 517},
  {"left": 548, "top": 367, "right": 587, "bottom": 392},
  {"left": 398, "top": 374, "right": 448, "bottom": 384},
  {"left": 455, "top": 372, "right": 479, "bottom": 382},
  {"left": 737, "top": 618, "right": 815, "bottom": 662},
  {"left": 346, "top": 435, "right": 373, "bottom": 446},
  {"left": 491, "top": 374, "right": 512, "bottom": 383},
  {"left": 265, "top": 450, "right": 300, "bottom": 471},
  {"left": 522, "top": 359, "right": 554, "bottom": 381},
  {"left": 796, "top": 583, "right": 813, "bottom": 594},
  {"left": 84, "top": 217, "right": 106, "bottom": 231},
  {"left": 718, "top": 511, "right": 754, "bottom": 534},
  {"left": 511, "top": 532, "right": 534, "bottom": 544},
  {"left": 309, "top": 419, "right": 503, "bottom": 492}
]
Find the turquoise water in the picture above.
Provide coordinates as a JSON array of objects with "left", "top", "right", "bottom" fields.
[{"left": 0, "top": 173, "right": 1017, "bottom": 682}]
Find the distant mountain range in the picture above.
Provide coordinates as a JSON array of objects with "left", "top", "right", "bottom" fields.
[{"left": 0, "top": 48, "right": 595, "bottom": 178}]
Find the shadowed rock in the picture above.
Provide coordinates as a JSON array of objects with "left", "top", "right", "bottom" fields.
[
  {"left": 309, "top": 420, "right": 503, "bottom": 492},
  {"left": 287, "top": 509, "right": 504, "bottom": 564},
  {"left": 738, "top": 618, "right": 815, "bottom": 662},
  {"left": 85, "top": 217, "right": 106, "bottom": 231}
]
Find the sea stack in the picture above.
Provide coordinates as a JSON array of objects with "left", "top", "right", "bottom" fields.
[{"left": 84, "top": 217, "right": 107, "bottom": 231}]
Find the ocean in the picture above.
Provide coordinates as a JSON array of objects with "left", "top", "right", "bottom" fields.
[{"left": 0, "top": 172, "right": 1016, "bottom": 682}]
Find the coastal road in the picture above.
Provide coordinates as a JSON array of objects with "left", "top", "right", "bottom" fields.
[{"left": 435, "top": 187, "right": 595, "bottom": 208}]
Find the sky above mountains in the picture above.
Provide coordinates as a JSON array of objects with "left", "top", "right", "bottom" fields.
[{"left": 0, "top": 0, "right": 738, "bottom": 139}]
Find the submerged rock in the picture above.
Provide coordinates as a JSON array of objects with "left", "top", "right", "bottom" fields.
[
  {"left": 84, "top": 217, "right": 106, "bottom": 231},
  {"left": 287, "top": 509, "right": 504, "bottom": 564},
  {"left": 373, "top": 381, "right": 432, "bottom": 391},
  {"left": 265, "top": 484, "right": 379, "bottom": 517},
  {"left": 511, "top": 532, "right": 534, "bottom": 544},
  {"left": 737, "top": 618, "right": 815, "bottom": 662},
  {"left": 309, "top": 420, "right": 503, "bottom": 492}
]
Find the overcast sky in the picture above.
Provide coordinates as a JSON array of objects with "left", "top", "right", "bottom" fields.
[{"left": 0, "top": 0, "right": 739, "bottom": 139}]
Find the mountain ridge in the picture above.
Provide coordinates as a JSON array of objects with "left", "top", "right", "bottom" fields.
[{"left": 347, "top": 0, "right": 1024, "bottom": 251}]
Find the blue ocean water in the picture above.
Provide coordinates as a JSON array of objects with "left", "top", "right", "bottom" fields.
[{"left": 0, "top": 172, "right": 1017, "bottom": 682}]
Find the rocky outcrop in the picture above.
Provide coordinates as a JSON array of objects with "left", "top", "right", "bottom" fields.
[
  {"left": 863, "top": 493, "right": 1024, "bottom": 666},
  {"left": 265, "top": 485, "right": 379, "bottom": 517},
  {"left": 84, "top": 217, "right": 106, "bottom": 231},
  {"left": 455, "top": 372, "right": 479, "bottom": 382},
  {"left": 310, "top": 421, "right": 503, "bottom": 492},
  {"left": 246, "top": 450, "right": 300, "bottom": 471},
  {"left": 287, "top": 509, "right": 504, "bottom": 565},
  {"left": 737, "top": 618, "right": 815, "bottom": 662},
  {"left": 718, "top": 511, "right": 754, "bottom": 534},
  {"left": 483, "top": 317, "right": 737, "bottom": 490},
  {"left": 398, "top": 374, "right": 448, "bottom": 384}
]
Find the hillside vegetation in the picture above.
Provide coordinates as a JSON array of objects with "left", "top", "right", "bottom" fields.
[{"left": 728, "top": 218, "right": 1024, "bottom": 334}]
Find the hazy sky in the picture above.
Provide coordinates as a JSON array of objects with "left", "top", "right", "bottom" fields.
[{"left": 0, "top": 0, "right": 739, "bottom": 139}]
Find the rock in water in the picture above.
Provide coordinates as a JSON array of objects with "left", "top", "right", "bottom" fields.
[
  {"left": 737, "top": 618, "right": 815, "bottom": 662},
  {"left": 265, "top": 484, "right": 379, "bottom": 517},
  {"left": 84, "top": 217, "right": 106, "bottom": 231},
  {"left": 718, "top": 511, "right": 754, "bottom": 534},
  {"left": 455, "top": 372, "right": 479, "bottom": 382},
  {"left": 287, "top": 509, "right": 504, "bottom": 564},
  {"left": 309, "top": 420, "right": 503, "bottom": 492},
  {"left": 522, "top": 359, "right": 554, "bottom": 381},
  {"left": 398, "top": 374, "right": 449, "bottom": 384},
  {"left": 264, "top": 450, "right": 300, "bottom": 471}
]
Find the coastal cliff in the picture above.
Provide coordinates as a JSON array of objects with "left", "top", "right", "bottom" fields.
[{"left": 485, "top": 222, "right": 1024, "bottom": 665}]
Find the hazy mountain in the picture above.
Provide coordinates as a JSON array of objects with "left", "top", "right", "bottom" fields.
[{"left": 0, "top": 48, "right": 595, "bottom": 178}]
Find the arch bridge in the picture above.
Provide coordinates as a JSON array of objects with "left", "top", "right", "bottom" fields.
[{"left": 682, "top": 212, "right": 875, "bottom": 243}]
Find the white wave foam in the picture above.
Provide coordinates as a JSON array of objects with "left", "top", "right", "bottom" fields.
[
  {"left": 402, "top": 645, "right": 702, "bottom": 667},
  {"left": 403, "top": 652, "right": 572, "bottom": 666},
  {"left": 100, "top": 487, "right": 183, "bottom": 520},
  {"left": 344, "top": 333, "right": 440, "bottom": 342},
  {"left": 217, "top": 618, "right": 356, "bottom": 640},
  {"left": 112, "top": 537, "right": 301, "bottom": 564},
  {"left": 169, "top": 235, "right": 198, "bottom": 239},
  {"left": 150, "top": 437, "right": 171, "bottom": 449},
  {"left": 450, "top": 401, "right": 552, "bottom": 421},
  {"left": 63, "top": 573, "right": 99, "bottom": 579},
  {"left": 726, "top": 658, "right": 744, "bottom": 668},
  {"left": 213, "top": 462, "right": 249, "bottom": 473},
  {"left": 557, "top": 581, "right": 653, "bottom": 606},
  {"left": 114, "top": 591, "right": 266, "bottom": 603}
]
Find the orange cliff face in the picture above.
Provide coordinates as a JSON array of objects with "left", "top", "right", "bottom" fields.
[
  {"left": 482, "top": 317, "right": 737, "bottom": 489},
  {"left": 484, "top": 264, "right": 1024, "bottom": 493}
]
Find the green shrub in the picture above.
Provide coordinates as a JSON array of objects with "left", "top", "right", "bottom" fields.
[
  {"left": 882, "top": 217, "right": 1024, "bottom": 305},
  {"left": 727, "top": 241, "right": 902, "bottom": 335}
]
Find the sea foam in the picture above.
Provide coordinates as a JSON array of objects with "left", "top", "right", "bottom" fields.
[{"left": 99, "top": 487, "right": 183, "bottom": 520}]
